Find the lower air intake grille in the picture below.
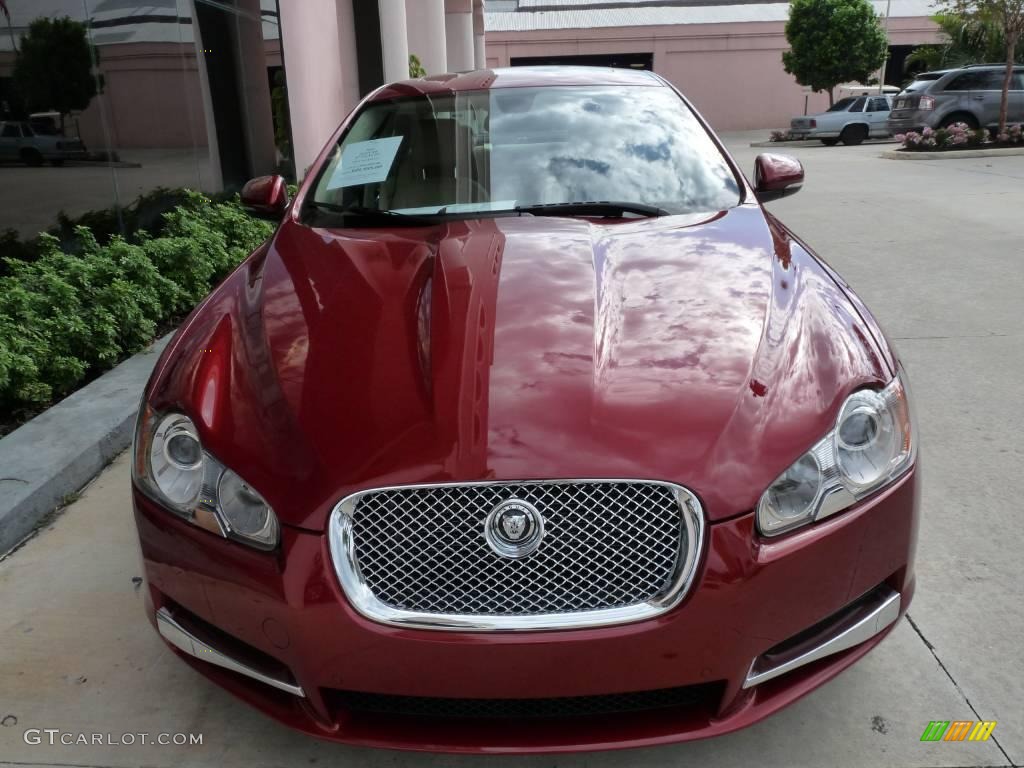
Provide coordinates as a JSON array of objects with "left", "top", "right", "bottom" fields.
[{"left": 328, "top": 683, "right": 723, "bottom": 720}]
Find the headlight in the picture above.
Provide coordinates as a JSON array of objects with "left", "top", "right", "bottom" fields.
[
  {"left": 757, "top": 371, "right": 914, "bottom": 537},
  {"left": 133, "top": 404, "right": 279, "bottom": 550},
  {"left": 150, "top": 414, "right": 204, "bottom": 509}
]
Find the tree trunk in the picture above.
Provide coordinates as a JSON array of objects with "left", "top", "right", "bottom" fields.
[
  {"left": 999, "top": 33, "right": 1019, "bottom": 136},
  {"left": 828, "top": 87, "right": 834, "bottom": 107}
]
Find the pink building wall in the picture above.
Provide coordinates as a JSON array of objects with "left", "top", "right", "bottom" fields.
[
  {"left": 486, "top": 17, "right": 941, "bottom": 131},
  {"left": 77, "top": 43, "right": 208, "bottom": 150},
  {"left": 3, "top": 39, "right": 284, "bottom": 151}
]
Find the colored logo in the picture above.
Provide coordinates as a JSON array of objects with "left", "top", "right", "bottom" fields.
[{"left": 920, "top": 720, "right": 997, "bottom": 742}]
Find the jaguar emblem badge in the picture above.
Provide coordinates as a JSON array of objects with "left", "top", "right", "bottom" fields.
[
  {"left": 485, "top": 499, "right": 544, "bottom": 558},
  {"left": 500, "top": 512, "right": 528, "bottom": 540}
]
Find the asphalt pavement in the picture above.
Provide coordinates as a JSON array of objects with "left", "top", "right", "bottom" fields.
[{"left": 1, "top": 133, "right": 1021, "bottom": 768}]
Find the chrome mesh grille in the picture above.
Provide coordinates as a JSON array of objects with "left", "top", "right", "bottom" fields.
[{"left": 347, "top": 481, "right": 690, "bottom": 617}]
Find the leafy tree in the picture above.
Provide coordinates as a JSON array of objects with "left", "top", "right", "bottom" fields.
[
  {"left": 942, "top": 0, "right": 1024, "bottom": 132},
  {"left": 12, "top": 16, "right": 98, "bottom": 133},
  {"left": 782, "top": 0, "right": 889, "bottom": 105}
]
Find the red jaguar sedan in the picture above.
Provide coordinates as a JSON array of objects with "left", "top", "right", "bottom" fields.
[{"left": 131, "top": 66, "right": 918, "bottom": 753}]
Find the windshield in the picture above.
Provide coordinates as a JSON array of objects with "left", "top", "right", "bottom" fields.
[
  {"left": 827, "top": 97, "right": 857, "bottom": 112},
  {"left": 307, "top": 85, "right": 741, "bottom": 223}
]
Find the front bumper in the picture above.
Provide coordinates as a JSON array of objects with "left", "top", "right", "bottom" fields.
[
  {"left": 133, "top": 469, "right": 919, "bottom": 753},
  {"left": 44, "top": 147, "right": 89, "bottom": 160},
  {"left": 789, "top": 129, "right": 840, "bottom": 139}
]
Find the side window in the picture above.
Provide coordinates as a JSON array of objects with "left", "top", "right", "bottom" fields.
[
  {"left": 947, "top": 73, "right": 978, "bottom": 90},
  {"left": 848, "top": 97, "right": 866, "bottom": 113},
  {"left": 1014, "top": 73, "right": 1024, "bottom": 90},
  {"left": 1, "top": 124, "right": 20, "bottom": 138},
  {"left": 947, "top": 71, "right": 1002, "bottom": 90},
  {"left": 868, "top": 98, "right": 889, "bottom": 112},
  {"left": 981, "top": 71, "right": 1004, "bottom": 89}
]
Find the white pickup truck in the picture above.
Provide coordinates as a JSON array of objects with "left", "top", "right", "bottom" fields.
[
  {"left": 0, "top": 120, "right": 88, "bottom": 166},
  {"left": 789, "top": 94, "right": 893, "bottom": 146}
]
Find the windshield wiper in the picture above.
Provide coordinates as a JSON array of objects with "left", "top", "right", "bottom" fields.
[
  {"left": 514, "top": 201, "right": 668, "bottom": 218},
  {"left": 305, "top": 201, "right": 437, "bottom": 226}
]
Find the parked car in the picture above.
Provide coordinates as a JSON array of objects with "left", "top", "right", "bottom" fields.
[
  {"left": 889, "top": 64, "right": 1024, "bottom": 134},
  {"left": 28, "top": 111, "right": 63, "bottom": 135},
  {"left": 132, "top": 66, "right": 918, "bottom": 753},
  {"left": 0, "top": 120, "right": 87, "bottom": 165},
  {"left": 836, "top": 83, "right": 900, "bottom": 99},
  {"left": 790, "top": 94, "right": 894, "bottom": 145}
]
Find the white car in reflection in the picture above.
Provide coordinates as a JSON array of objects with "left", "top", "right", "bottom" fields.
[{"left": 0, "top": 120, "right": 88, "bottom": 166}]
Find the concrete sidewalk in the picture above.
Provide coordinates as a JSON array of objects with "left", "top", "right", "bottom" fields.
[
  {"left": 1, "top": 136, "right": 1022, "bottom": 768},
  {"left": 0, "top": 454, "right": 1006, "bottom": 768}
]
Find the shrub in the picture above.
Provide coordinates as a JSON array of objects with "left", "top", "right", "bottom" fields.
[
  {"left": 896, "top": 122, "right": 1021, "bottom": 150},
  {"left": 0, "top": 192, "right": 273, "bottom": 421},
  {"left": 995, "top": 123, "right": 1024, "bottom": 144},
  {"left": 0, "top": 187, "right": 238, "bottom": 277}
]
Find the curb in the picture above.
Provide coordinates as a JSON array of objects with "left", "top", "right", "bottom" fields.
[
  {"left": 750, "top": 139, "right": 897, "bottom": 148},
  {"left": 750, "top": 140, "right": 816, "bottom": 148},
  {"left": 0, "top": 333, "right": 173, "bottom": 556},
  {"left": 881, "top": 146, "right": 1024, "bottom": 160}
]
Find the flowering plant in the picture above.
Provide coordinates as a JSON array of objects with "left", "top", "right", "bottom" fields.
[
  {"left": 995, "top": 124, "right": 1023, "bottom": 144},
  {"left": 897, "top": 122, "right": 998, "bottom": 151},
  {"left": 895, "top": 130, "right": 937, "bottom": 150}
]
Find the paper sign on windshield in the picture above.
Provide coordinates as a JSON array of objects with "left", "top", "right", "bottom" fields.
[{"left": 327, "top": 136, "right": 403, "bottom": 189}]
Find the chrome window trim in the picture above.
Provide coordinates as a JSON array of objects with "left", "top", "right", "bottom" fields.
[{"left": 327, "top": 479, "right": 705, "bottom": 632}]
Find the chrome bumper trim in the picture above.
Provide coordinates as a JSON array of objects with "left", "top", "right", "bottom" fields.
[
  {"left": 743, "top": 587, "right": 901, "bottom": 688},
  {"left": 156, "top": 608, "right": 304, "bottom": 697}
]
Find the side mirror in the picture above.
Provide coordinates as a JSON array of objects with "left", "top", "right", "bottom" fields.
[
  {"left": 753, "top": 154, "right": 804, "bottom": 203},
  {"left": 240, "top": 175, "right": 289, "bottom": 219}
]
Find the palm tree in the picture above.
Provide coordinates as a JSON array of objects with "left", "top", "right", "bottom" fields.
[{"left": 906, "top": 11, "right": 1024, "bottom": 73}]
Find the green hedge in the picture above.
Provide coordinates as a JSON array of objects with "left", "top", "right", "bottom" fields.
[
  {"left": 0, "top": 192, "right": 274, "bottom": 422},
  {"left": 0, "top": 187, "right": 223, "bottom": 277}
]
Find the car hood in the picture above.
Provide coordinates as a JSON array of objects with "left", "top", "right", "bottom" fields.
[{"left": 148, "top": 203, "right": 890, "bottom": 530}]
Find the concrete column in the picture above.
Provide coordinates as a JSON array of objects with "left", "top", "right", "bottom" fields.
[
  {"left": 444, "top": 0, "right": 474, "bottom": 73},
  {"left": 405, "top": 0, "right": 447, "bottom": 75},
  {"left": 279, "top": 0, "right": 360, "bottom": 179},
  {"left": 378, "top": 0, "right": 410, "bottom": 82},
  {"left": 232, "top": 0, "right": 277, "bottom": 178},
  {"left": 335, "top": 0, "right": 361, "bottom": 110},
  {"left": 188, "top": 0, "right": 222, "bottom": 192},
  {"left": 472, "top": 1, "right": 486, "bottom": 70}
]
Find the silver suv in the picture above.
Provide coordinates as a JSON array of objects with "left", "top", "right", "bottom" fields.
[{"left": 888, "top": 65, "right": 1024, "bottom": 134}]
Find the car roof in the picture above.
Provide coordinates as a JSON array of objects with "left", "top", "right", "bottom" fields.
[
  {"left": 918, "top": 64, "right": 1023, "bottom": 79},
  {"left": 370, "top": 65, "right": 664, "bottom": 102}
]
